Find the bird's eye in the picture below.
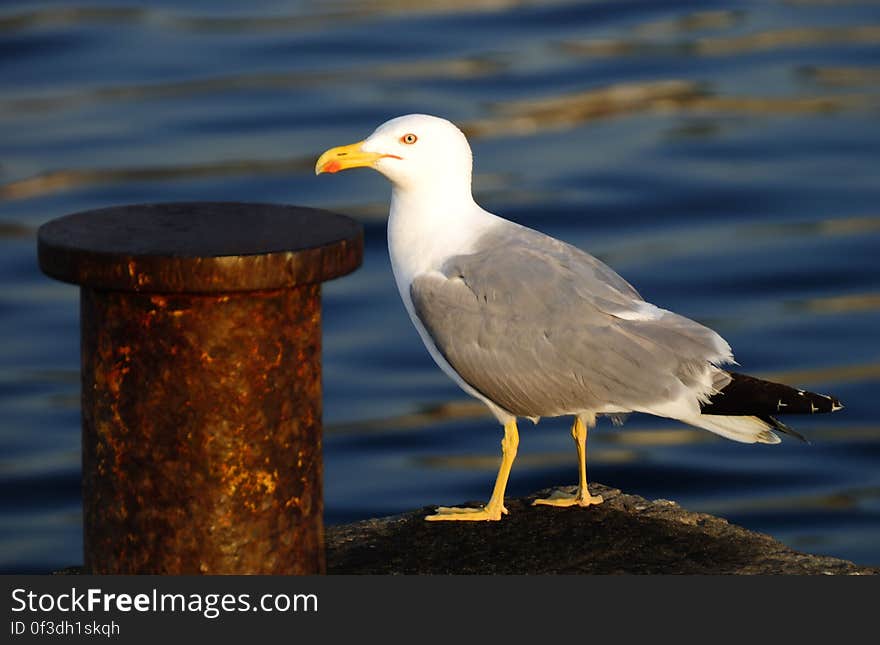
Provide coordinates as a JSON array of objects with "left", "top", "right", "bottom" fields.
[{"left": 400, "top": 133, "right": 418, "bottom": 145}]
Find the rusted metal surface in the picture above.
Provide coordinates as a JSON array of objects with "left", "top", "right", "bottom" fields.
[
  {"left": 38, "top": 202, "right": 363, "bottom": 292},
  {"left": 38, "top": 202, "right": 363, "bottom": 574}
]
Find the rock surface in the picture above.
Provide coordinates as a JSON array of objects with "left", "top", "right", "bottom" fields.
[{"left": 327, "top": 484, "right": 877, "bottom": 575}]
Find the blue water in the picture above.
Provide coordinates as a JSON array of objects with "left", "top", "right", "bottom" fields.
[{"left": 2, "top": 0, "right": 879, "bottom": 573}]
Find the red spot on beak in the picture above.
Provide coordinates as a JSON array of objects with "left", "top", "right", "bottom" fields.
[{"left": 323, "top": 160, "right": 342, "bottom": 174}]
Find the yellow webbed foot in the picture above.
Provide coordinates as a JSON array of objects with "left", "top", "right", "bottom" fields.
[
  {"left": 532, "top": 487, "right": 603, "bottom": 508},
  {"left": 425, "top": 504, "right": 505, "bottom": 521}
]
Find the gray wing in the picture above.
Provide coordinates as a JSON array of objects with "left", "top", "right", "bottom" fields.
[{"left": 410, "top": 222, "right": 732, "bottom": 418}]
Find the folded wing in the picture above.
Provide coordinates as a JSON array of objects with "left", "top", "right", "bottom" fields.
[{"left": 410, "top": 222, "right": 733, "bottom": 420}]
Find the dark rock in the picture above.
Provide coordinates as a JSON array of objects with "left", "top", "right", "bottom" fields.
[{"left": 326, "top": 484, "right": 877, "bottom": 575}]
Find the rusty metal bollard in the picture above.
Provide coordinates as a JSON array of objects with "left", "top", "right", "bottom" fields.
[{"left": 37, "top": 202, "right": 362, "bottom": 574}]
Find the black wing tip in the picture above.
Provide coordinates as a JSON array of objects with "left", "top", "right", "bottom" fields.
[
  {"left": 760, "top": 415, "right": 810, "bottom": 444},
  {"left": 808, "top": 391, "right": 844, "bottom": 414},
  {"left": 703, "top": 372, "right": 845, "bottom": 416}
]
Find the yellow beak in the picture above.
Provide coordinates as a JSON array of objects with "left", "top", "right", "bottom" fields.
[{"left": 315, "top": 140, "right": 386, "bottom": 175}]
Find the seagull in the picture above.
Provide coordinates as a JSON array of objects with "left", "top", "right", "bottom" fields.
[{"left": 315, "top": 114, "right": 843, "bottom": 521}]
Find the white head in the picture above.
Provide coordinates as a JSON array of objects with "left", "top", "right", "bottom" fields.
[{"left": 315, "top": 114, "right": 474, "bottom": 200}]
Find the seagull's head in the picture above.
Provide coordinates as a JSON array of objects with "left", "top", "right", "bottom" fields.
[{"left": 315, "top": 114, "right": 473, "bottom": 195}]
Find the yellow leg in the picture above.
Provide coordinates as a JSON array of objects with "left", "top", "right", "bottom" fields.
[
  {"left": 426, "top": 418, "right": 519, "bottom": 521},
  {"left": 533, "top": 414, "right": 603, "bottom": 508}
]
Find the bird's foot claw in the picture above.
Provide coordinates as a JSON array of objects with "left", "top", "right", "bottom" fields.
[
  {"left": 425, "top": 504, "right": 504, "bottom": 521},
  {"left": 532, "top": 488, "right": 603, "bottom": 508}
]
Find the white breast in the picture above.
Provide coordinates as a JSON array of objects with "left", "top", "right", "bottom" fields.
[{"left": 386, "top": 192, "right": 514, "bottom": 422}]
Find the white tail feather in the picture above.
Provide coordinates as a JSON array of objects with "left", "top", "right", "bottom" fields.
[{"left": 680, "top": 414, "right": 781, "bottom": 444}]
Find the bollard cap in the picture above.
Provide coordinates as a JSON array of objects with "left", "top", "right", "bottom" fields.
[{"left": 37, "top": 202, "right": 363, "bottom": 293}]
